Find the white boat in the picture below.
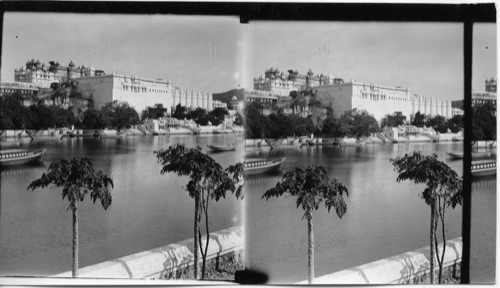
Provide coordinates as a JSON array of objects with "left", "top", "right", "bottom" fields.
[
  {"left": 207, "top": 143, "right": 237, "bottom": 152},
  {"left": 243, "top": 157, "right": 285, "bottom": 175},
  {"left": 471, "top": 160, "right": 496, "bottom": 177},
  {"left": 447, "top": 151, "right": 492, "bottom": 160},
  {"left": 0, "top": 149, "right": 46, "bottom": 167}
]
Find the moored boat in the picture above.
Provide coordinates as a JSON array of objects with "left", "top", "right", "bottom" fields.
[
  {"left": 471, "top": 159, "right": 496, "bottom": 177},
  {"left": 0, "top": 149, "right": 46, "bottom": 167},
  {"left": 447, "top": 151, "right": 492, "bottom": 160},
  {"left": 243, "top": 157, "right": 285, "bottom": 175},
  {"left": 207, "top": 143, "right": 237, "bottom": 152}
]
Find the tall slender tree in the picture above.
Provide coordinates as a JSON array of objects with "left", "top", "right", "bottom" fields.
[
  {"left": 391, "top": 152, "right": 462, "bottom": 283},
  {"left": 155, "top": 144, "right": 243, "bottom": 279},
  {"left": 262, "top": 165, "right": 348, "bottom": 284},
  {"left": 28, "top": 157, "right": 113, "bottom": 277}
]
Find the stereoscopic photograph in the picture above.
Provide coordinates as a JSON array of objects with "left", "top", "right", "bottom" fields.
[{"left": 0, "top": 3, "right": 496, "bottom": 285}]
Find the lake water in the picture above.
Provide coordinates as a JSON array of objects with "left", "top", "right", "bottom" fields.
[
  {"left": 244, "top": 142, "right": 495, "bottom": 284},
  {"left": 0, "top": 138, "right": 494, "bottom": 283},
  {"left": 0, "top": 135, "right": 244, "bottom": 276}
]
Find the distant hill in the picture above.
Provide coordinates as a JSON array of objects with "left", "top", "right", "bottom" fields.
[{"left": 212, "top": 88, "right": 245, "bottom": 104}]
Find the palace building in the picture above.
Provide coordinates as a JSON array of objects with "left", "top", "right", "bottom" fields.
[
  {"left": 11, "top": 59, "right": 220, "bottom": 114},
  {"left": 14, "top": 59, "right": 105, "bottom": 89},
  {"left": 253, "top": 67, "right": 454, "bottom": 122},
  {"left": 315, "top": 80, "right": 452, "bottom": 121},
  {"left": 253, "top": 67, "right": 342, "bottom": 97}
]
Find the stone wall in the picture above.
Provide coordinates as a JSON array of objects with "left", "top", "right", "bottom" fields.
[
  {"left": 53, "top": 226, "right": 243, "bottom": 280},
  {"left": 297, "top": 237, "right": 462, "bottom": 284}
]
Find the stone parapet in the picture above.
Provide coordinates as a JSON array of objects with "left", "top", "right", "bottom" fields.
[
  {"left": 53, "top": 226, "right": 243, "bottom": 279},
  {"left": 297, "top": 237, "right": 462, "bottom": 284}
]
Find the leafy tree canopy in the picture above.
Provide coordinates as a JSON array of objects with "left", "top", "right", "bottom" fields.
[{"left": 28, "top": 157, "right": 114, "bottom": 210}]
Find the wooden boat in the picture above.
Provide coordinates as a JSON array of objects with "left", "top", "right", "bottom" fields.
[
  {"left": 447, "top": 151, "right": 492, "bottom": 160},
  {"left": 243, "top": 157, "right": 286, "bottom": 175},
  {"left": 0, "top": 149, "right": 46, "bottom": 167},
  {"left": 471, "top": 160, "right": 496, "bottom": 177},
  {"left": 207, "top": 143, "right": 237, "bottom": 152},
  {"left": 264, "top": 138, "right": 284, "bottom": 149},
  {"left": 0, "top": 140, "right": 20, "bottom": 148}
]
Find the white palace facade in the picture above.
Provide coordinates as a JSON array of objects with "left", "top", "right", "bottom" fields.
[
  {"left": 253, "top": 67, "right": 453, "bottom": 122},
  {"left": 11, "top": 59, "right": 222, "bottom": 114},
  {"left": 315, "top": 80, "right": 452, "bottom": 122}
]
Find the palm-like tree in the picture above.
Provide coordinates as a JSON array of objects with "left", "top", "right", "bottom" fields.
[
  {"left": 28, "top": 157, "right": 114, "bottom": 277},
  {"left": 262, "top": 165, "right": 348, "bottom": 284},
  {"left": 391, "top": 152, "right": 462, "bottom": 283},
  {"left": 155, "top": 144, "right": 243, "bottom": 279}
]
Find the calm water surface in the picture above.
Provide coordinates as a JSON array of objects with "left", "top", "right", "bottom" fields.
[
  {"left": 0, "top": 135, "right": 244, "bottom": 276},
  {"left": 244, "top": 142, "right": 495, "bottom": 284}
]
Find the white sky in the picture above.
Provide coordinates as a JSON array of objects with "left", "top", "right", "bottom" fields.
[{"left": 2, "top": 13, "right": 496, "bottom": 100}]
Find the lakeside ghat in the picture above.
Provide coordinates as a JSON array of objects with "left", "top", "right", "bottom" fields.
[
  {"left": 53, "top": 226, "right": 243, "bottom": 280},
  {"left": 0, "top": 135, "right": 244, "bottom": 276},
  {"left": 296, "top": 237, "right": 462, "bottom": 284}
]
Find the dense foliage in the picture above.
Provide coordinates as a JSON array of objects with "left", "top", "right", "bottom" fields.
[
  {"left": 0, "top": 93, "right": 77, "bottom": 130},
  {"left": 141, "top": 104, "right": 168, "bottom": 120},
  {"left": 380, "top": 111, "right": 407, "bottom": 128},
  {"left": 171, "top": 104, "right": 229, "bottom": 126},
  {"left": 244, "top": 101, "right": 316, "bottom": 139},
  {"left": 99, "top": 100, "right": 140, "bottom": 130},
  {"left": 411, "top": 111, "right": 463, "bottom": 133},
  {"left": 472, "top": 102, "right": 496, "bottom": 141},
  {"left": 321, "top": 109, "right": 379, "bottom": 138}
]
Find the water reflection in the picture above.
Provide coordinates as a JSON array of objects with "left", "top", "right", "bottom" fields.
[{"left": 0, "top": 135, "right": 244, "bottom": 277}]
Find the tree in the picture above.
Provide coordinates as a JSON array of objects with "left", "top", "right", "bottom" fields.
[
  {"left": 154, "top": 144, "right": 243, "bottom": 279},
  {"left": 100, "top": 100, "right": 140, "bottom": 130},
  {"left": 340, "top": 109, "right": 379, "bottom": 138},
  {"left": 412, "top": 111, "right": 426, "bottom": 127},
  {"left": 262, "top": 165, "right": 348, "bottom": 284},
  {"left": 321, "top": 116, "right": 348, "bottom": 138},
  {"left": 472, "top": 102, "right": 496, "bottom": 141},
  {"left": 82, "top": 109, "right": 104, "bottom": 129},
  {"left": 172, "top": 103, "right": 187, "bottom": 120},
  {"left": 426, "top": 115, "right": 448, "bottom": 133},
  {"left": 208, "top": 107, "right": 229, "bottom": 126},
  {"left": 27, "top": 157, "right": 114, "bottom": 277},
  {"left": 381, "top": 111, "right": 406, "bottom": 128},
  {"left": 141, "top": 103, "right": 168, "bottom": 120},
  {"left": 188, "top": 107, "right": 209, "bottom": 125},
  {"left": 391, "top": 152, "right": 462, "bottom": 283},
  {"left": 234, "top": 112, "right": 244, "bottom": 126}
]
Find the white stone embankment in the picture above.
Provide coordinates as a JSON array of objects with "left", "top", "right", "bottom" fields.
[
  {"left": 297, "top": 237, "right": 462, "bottom": 284},
  {"left": 53, "top": 226, "right": 243, "bottom": 279}
]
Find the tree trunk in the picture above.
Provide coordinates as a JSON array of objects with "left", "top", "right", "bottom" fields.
[
  {"left": 72, "top": 203, "right": 79, "bottom": 278},
  {"left": 201, "top": 192, "right": 210, "bottom": 280},
  {"left": 429, "top": 202, "right": 435, "bottom": 284},
  {"left": 193, "top": 196, "right": 200, "bottom": 280},
  {"left": 438, "top": 200, "right": 447, "bottom": 284},
  {"left": 307, "top": 209, "right": 314, "bottom": 284}
]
